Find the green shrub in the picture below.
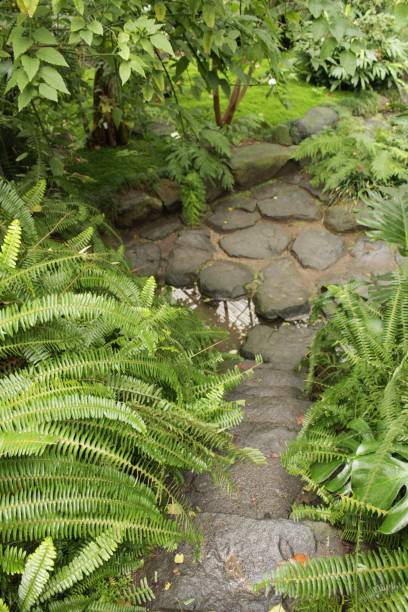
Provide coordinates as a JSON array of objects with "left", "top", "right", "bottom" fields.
[
  {"left": 0, "top": 178, "right": 263, "bottom": 609},
  {"left": 296, "top": 1, "right": 408, "bottom": 91},
  {"left": 294, "top": 115, "right": 408, "bottom": 201}
]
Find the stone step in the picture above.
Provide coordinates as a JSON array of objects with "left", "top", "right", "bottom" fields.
[
  {"left": 145, "top": 513, "right": 344, "bottom": 612},
  {"left": 241, "top": 325, "right": 317, "bottom": 369}
]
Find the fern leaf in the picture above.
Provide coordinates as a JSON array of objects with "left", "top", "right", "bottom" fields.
[
  {"left": 0, "top": 219, "right": 22, "bottom": 270},
  {"left": 18, "top": 537, "right": 56, "bottom": 611}
]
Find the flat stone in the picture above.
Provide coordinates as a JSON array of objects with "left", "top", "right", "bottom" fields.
[
  {"left": 208, "top": 207, "right": 260, "bottom": 231},
  {"left": 256, "top": 183, "right": 321, "bottom": 220},
  {"left": 220, "top": 223, "right": 290, "bottom": 259},
  {"left": 292, "top": 229, "right": 344, "bottom": 270},
  {"left": 351, "top": 238, "right": 396, "bottom": 272},
  {"left": 291, "top": 106, "right": 338, "bottom": 144},
  {"left": 212, "top": 192, "right": 257, "bottom": 212},
  {"left": 198, "top": 262, "right": 253, "bottom": 299},
  {"left": 267, "top": 123, "right": 294, "bottom": 146},
  {"left": 240, "top": 395, "right": 310, "bottom": 430},
  {"left": 146, "top": 514, "right": 316, "bottom": 612},
  {"left": 115, "top": 189, "right": 163, "bottom": 227},
  {"left": 241, "top": 325, "right": 316, "bottom": 370},
  {"left": 155, "top": 178, "right": 181, "bottom": 211},
  {"left": 190, "top": 425, "right": 302, "bottom": 520},
  {"left": 165, "top": 229, "right": 214, "bottom": 287},
  {"left": 139, "top": 216, "right": 181, "bottom": 240},
  {"left": 254, "top": 258, "right": 310, "bottom": 320},
  {"left": 126, "top": 243, "right": 161, "bottom": 276},
  {"left": 231, "top": 143, "right": 294, "bottom": 189},
  {"left": 324, "top": 205, "right": 358, "bottom": 233}
]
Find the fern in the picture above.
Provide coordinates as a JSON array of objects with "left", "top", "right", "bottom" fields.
[{"left": 18, "top": 537, "right": 56, "bottom": 611}]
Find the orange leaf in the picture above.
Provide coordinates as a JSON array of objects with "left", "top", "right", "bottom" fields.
[{"left": 291, "top": 553, "right": 309, "bottom": 565}]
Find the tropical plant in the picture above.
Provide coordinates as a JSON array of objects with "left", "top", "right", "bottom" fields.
[
  {"left": 295, "top": 0, "right": 408, "bottom": 90},
  {"left": 294, "top": 115, "right": 408, "bottom": 201},
  {"left": 0, "top": 176, "right": 264, "bottom": 608}
]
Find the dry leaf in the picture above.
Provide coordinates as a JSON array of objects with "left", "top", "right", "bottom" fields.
[
  {"left": 174, "top": 553, "right": 184, "bottom": 564},
  {"left": 164, "top": 582, "right": 172, "bottom": 591},
  {"left": 291, "top": 553, "right": 309, "bottom": 565}
]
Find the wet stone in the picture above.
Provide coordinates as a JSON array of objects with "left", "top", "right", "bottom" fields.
[
  {"left": 139, "top": 216, "right": 181, "bottom": 240},
  {"left": 198, "top": 261, "right": 253, "bottom": 300},
  {"left": 208, "top": 207, "right": 260, "bottom": 232},
  {"left": 220, "top": 222, "right": 290, "bottom": 259},
  {"left": 165, "top": 229, "right": 214, "bottom": 287},
  {"left": 290, "top": 106, "right": 338, "bottom": 144},
  {"left": 256, "top": 183, "right": 321, "bottom": 221},
  {"left": 126, "top": 242, "right": 160, "bottom": 276},
  {"left": 212, "top": 192, "right": 257, "bottom": 212},
  {"left": 351, "top": 238, "right": 396, "bottom": 272},
  {"left": 292, "top": 228, "right": 344, "bottom": 270},
  {"left": 231, "top": 143, "right": 294, "bottom": 189},
  {"left": 324, "top": 205, "right": 358, "bottom": 233},
  {"left": 241, "top": 324, "right": 316, "bottom": 370},
  {"left": 254, "top": 258, "right": 310, "bottom": 321},
  {"left": 115, "top": 189, "right": 163, "bottom": 226}
]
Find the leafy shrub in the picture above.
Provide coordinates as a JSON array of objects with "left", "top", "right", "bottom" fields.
[
  {"left": 0, "top": 178, "right": 263, "bottom": 609},
  {"left": 296, "top": 0, "right": 408, "bottom": 90},
  {"left": 294, "top": 115, "right": 408, "bottom": 201}
]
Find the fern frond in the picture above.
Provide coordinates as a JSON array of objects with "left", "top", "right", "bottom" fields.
[{"left": 18, "top": 537, "right": 56, "bottom": 611}]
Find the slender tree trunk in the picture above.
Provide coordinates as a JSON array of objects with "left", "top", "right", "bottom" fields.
[
  {"left": 89, "top": 66, "right": 128, "bottom": 147},
  {"left": 211, "top": 63, "right": 255, "bottom": 127},
  {"left": 222, "top": 79, "right": 242, "bottom": 125},
  {"left": 213, "top": 86, "right": 223, "bottom": 127}
]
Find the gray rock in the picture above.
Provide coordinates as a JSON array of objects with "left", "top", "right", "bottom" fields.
[
  {"left": 191, "top": 425, "right": 302, "bottom": 520},
  {"left": 212, "top": 192, "right": 257, "bottom": 212},
  {"left": 254, "top": 258, "right": 310, "bottom": 320},
  {"left": 220, "top": 223, "right": 290, "bottom": 259},
  {"left": 139, "top": 216, "right": 181, "bottom": 240},
  {"left": 291, "top": 106, "right": 338, "bottom": 144},
  {"left": 256, "top": 183, "right": 320, "bottom": 221},
  {"left": 126, "top": 243, "right": 161, "bottom": 276},
  {"left": 115, "top": 189, "right": 163, "bottom": 227},
  {"left": 231, "top": 143, "right": 294, "bottom": 189},
  {"left": 155, "top": 178, "right": 181, "bottom": 211},
  {"left": 208, "top": 208, "right": 260, "bottom": 232},
  {"left": 165, "top": 229, "right": 214, "bottom": 287},
  {"left": 199, "top": 262, "right": 253, "bottom": 299},
  {"left": 351, "top": 238, "right": 397, "bottom": 272},
  {"left": 146, "top": 513, "right": 316, "bottom": 611},
  {"left": 292, "top": 229, "right": 344, "bottom": 270},
  {"left": 305, "top": 521, "right": 347, "bottom": 558},
  {"left": 241, "top": 324, "right": 316, "bottom": 369},
  {"left": 267, "top": 123, "right": 294, "bottom": 146},
  {"left": 239, "top": 395, "right": 310, "bottom": 430},
  {"left": 324, "top": 205, "right": 358, "bottom": 233}
]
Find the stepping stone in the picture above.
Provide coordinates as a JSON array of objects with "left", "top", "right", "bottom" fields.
[
  {"left": 240, "top": 395, "right": 311, "bottom": 430},
  {"left": 254, "top": 258, "right": 310, "bottom": 320},
  {"left": 139, "top": 216, "right": 181, "bottom": 240},
  {"left": 198, "top": 262, "right": 253, "bottom": 300},
  {"left": 232, "top": 364, "right": 305, "bottom": 395},
  {"left": 145, "top": 513, "right": 317, "bottom": 611},
  {"left": 155, "top": 178, "right": 181, "bottom": 211},
  {"left": 324, "top": 205, "right": 358, "bottom": 233},
  {"left": 190, "top": 425, "right": 303, "bottom": 520},
  {"left": 351, "top": 238, "right": 396, "bottom": 272},
  {"left": 290, "top": 106, "right": 338, "bottom": 144},
  {"left": 231, "top": 143, "right": 294, "bottom": 189},
  {"left": 208, "top": 208, "right": 260, "bottom": 232},
  {"left": 241, "top": 325, "right": 316, "bottom": 369},
  {"left": 256, "top": 182, "right": 321, "bottom": 220},
  {"left": 126, "top": 243, "right": 160, "bottom": 276},
  {"left": 220, "top": 222, "right": 290, "bottom": 259},
  {"left": 292, "top": 228, "right": 344, "bottom": 270},
  {"left": 115, "top": 189, "right": 163, "bottom": 226},
  {"left": 165, "top": 229, "right": 214, "bottom": 287},
  {"left": 212, "top": 192, "right": 257, "bottom": 212}
]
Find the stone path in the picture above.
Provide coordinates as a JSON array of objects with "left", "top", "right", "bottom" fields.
[{"left": 122, "top": 146, "right": 398, "bottom": 610}]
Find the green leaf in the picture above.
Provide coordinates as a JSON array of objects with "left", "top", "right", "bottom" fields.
[
  {"left": 150, "top": 33, "right": 174, "bottom": 56},
  {"left": 203, "top": 4, "right": 216, "bottom": 28},
  {"left": 39, "top": 82, "right": 58, "bottom": 102},
  {"left": 80, "top": 30, "right": 93, "bottom": 46},
  {"left": 310, "top": 16, "right": 328, "bottom": 39},
  {"left": 320, "top": 37, "right": 337, "bottom": 60},
  {"left": 49, "top": 157, "right": 64, "bottom": 176},
  {"left": 118, "top": 45, "right": 130, "bottom": 60},
  {"left": 0, "top": 599, "right": 9, "bottom": 612},
  {"left": 73, "top": 0, "right": 84, "bottom": 15},
  {"left": 17, "top": 86, "right": 35, "bottom": 111},
  {"left": 33, "top": 27, "right": 57, "bottom": 45},
  {"left": 339, "top": 50, "right": 356, "bottom": 75},
  {"left": 21, "top": 55, "right": 40, "bottom": 81},
  {"left": 39, "top": 66, "right": 69, "bottom": 94},
  {"left": 308, "top": 0, "right": 323, "bottom": 18},
  {"left": 119, "top": 62, "right": 131, "bottom": 85},
  {"left": 16, "top": 0, "right": 40, "bottom": 18},
  {"left": 175, "top": 56, "right": 189, "bottom": 80},
  {"left": 36, "top": 47, "right": 68, "bottom": 67},
  {"left": 88, "top": 20, "right": 103, "bottom": 36},
  {"left": 112, "top": 107, "right": 123, "bottom": 129},
  {"left": 71, "top": 16, "right": 85, "bottom": 32},
  {"left": 12, "top": 35, "right": 33, "bottom": 60},
  {"left": 154, "top": 2, "right": 166, "bottom": 21},
  {"left": 18, "top": 538, "right": 56, "bottom": 611}
]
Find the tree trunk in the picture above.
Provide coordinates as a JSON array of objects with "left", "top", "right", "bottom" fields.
[{"left": 89, "top": 66, "right": 129, "bottom": 147}]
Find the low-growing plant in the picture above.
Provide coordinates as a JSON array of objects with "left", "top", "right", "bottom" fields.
[
  {"left": 294, "top": 115, "right": 408, "bottom": 201},
  {"left": 0, "top": 177, "right": 263, "bottom": 609}
]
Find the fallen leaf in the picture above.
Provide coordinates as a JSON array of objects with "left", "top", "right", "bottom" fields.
[
  {"left": 269, "top": 605, "right": 285, "bottom": 612},
  {"left": 291, "top": 553, "right": 309, "bottom": 565},
  {"left": 174, "top": 553, "right": 184, "bottom": 564},
  {"left": 164, "top": 582, "right": 172, "bottom": 590},
  {"left": 296, "top": 414, "right": 304, "bottom": 426},
  {"left": 270, "top": 451, "right": 280, "bottom": 459}
]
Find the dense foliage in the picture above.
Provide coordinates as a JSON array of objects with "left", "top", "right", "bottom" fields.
[
  {"left": 0, "top": 177, "right": 263, "bottom": 609},
  {"left": 296, "top": 0, "right": 408, "bottom": 90}
]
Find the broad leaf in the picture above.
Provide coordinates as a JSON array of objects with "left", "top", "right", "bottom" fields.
[
  {"left": 33, "top": 27, "right": 57, "bottom": 45},
  {"left": 39, "top": 66, "right": 69, "bottom": 94},
  {"left": 150, "top": 33, "right": 174, "bottom": 56},
  {"left": 39, "top": 83, "right": 58, "bottom": 102},
  {"left": 119, "top": 62, "right": 131, "bottom": 85},
  {"left": 36, "top": 47, "right": 68, "bottom": 67},
  {"left": 21, "top": 55, "right": 40, "bottom": 81}
]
